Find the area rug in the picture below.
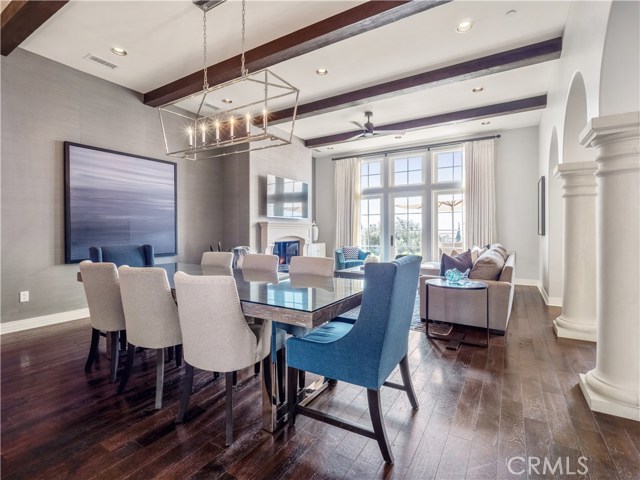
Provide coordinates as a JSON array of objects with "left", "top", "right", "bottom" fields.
[{"left": 340, "top": 290, "right": 426, "bottom": 332}]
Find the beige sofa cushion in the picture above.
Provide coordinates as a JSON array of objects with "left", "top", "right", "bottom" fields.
[
  {"left": 490, "top": 243, "right": 509, "bottom": 261},
  {"left": 469, "top": 249, "right": 505, "bottom": 280}
]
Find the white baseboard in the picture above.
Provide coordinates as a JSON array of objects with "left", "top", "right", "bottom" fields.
[
  {"left": 0, "top": 308, "right": 89, "bottom": 335},
  {"left": 514, "top": 278, "right": 563, "bottom": 307}
]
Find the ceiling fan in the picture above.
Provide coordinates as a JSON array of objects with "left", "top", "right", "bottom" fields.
[{"left": 349, "top": 111, "right": 405, "bottom": 140}]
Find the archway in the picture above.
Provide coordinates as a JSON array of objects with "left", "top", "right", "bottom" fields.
[
  {"left": 563, "top": 72, "right": 597, "bottom": 164},
  {"left": 544, "top": 128, "right": 563, "bottom": 302}
]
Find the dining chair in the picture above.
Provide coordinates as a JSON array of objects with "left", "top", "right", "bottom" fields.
[
  {"left": 89, "top": 244, "right": 154, "bottom": 267},
  {"left": 286, "top": 255, "right": 422, "bottom": 464},
  {"left": 241, "top": 253, "right": 279, "bottom": 271},
  {"left": 201, "top": 251, "right": 233, "bottom": 268},
  {"left": 79, "top": 261, "right": 127, "bottom": 383},
  {"left": 288, "top": 256, "right": 334, "bottom": 277},
  {"left": 117, "top": 266, "right": 183, "bottom": 409},
  {"left": 173, "top": 272, "right": 272, "bottom": 446}
]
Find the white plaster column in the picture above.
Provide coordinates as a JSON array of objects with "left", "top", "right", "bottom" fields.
[
  {"left": 553, "top": 162, "right": 597, "bottom": 341},
  {"left": 578, "top": 112, "right": 640, "bottom": 421}
]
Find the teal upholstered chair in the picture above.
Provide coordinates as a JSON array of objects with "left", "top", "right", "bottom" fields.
[
  {"left": 286, "top": 255, "right": 422, "bottom": 464},
  {"left": 89, "top": 244, "right": 154, "bottom": 267},
  {"left": 334, "top": 247, "right": 370, "bottom": 270}
]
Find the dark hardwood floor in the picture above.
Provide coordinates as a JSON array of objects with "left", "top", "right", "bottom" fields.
[{"left": 1, "top": 286, "right": 639, "bottom": 479}]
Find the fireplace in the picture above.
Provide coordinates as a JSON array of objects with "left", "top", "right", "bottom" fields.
[{"left": 273, "top": 240, "right": 300, "bottom": 271}]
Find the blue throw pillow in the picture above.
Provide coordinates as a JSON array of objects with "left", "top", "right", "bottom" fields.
[{"left": 440, "top": 249, "right": 473, "bottom": 276}]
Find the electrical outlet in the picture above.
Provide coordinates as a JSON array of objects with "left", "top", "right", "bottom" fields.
[{"left": 19, "top": 291, "right": 29, "bottom": 303}]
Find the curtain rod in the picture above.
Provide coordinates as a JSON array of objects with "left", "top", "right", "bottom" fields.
[{"left": 331, "top": 134, "right": 501, "bottom": 161}]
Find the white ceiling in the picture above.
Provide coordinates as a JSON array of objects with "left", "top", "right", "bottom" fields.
[{"left": 20, "top": 0, "right": 571, "bottom": 156}]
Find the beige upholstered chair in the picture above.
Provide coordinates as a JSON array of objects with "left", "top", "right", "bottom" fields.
[
  {"left": 289, "top": 256, "right": 334, "bottom": 277},
  {"left": 201, "top": 251, "right": 233, "bottom": 268},
  {"left": 117, "top": 266, "right": 183, "bottom": 409},
  {"left": 241, "top": 253, "right": 279, "bottom": 272},
  {"left": 174, "top": 272, "right": 272, "bottom": 445},
  {"left": 79, "top": 261, "right": 126, "bottom": 383}
]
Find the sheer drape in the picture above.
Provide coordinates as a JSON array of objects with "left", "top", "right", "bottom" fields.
[
  {"left": 464, "top": 139, "right": 497, "bottom": 247},
  {"left": 334, "top": 158, "right": 361, "bottom": 248}
]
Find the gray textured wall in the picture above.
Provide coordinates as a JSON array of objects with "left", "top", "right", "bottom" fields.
[{"left": 1, "top": 49, "right": 225, "bottom": 323}]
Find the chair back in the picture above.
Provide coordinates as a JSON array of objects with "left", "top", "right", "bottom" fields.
[
  {"left": 201, "top": 251, "right": 233, "bottom": 268},
  {"left": 174, "top": 273, "right": 271, "bottom": 372},
  {"left": 89, "top": 244, "right": 154, "bottom": 267},
  {"left": 289, "top": 256, "right": 334, "bottom": 277},
  {"left": 79, "top": 261, "right": 126, "bottom": 332},
  {"left": 241, "top": 254, "right": 279, "bottom": 272},
  {"left": 348, "top": 255, "right": 421, "bottom": 388},
  {"left": 118, "top": 266, "right": 181, "bottom": 349}
]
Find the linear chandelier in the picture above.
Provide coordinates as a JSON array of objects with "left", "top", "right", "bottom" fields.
[{"left": 158, "top": 0, "right": 299, "bottom": 160}]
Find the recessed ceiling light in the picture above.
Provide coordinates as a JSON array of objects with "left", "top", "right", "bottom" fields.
[
  {"left": 506, "top": 9, "right": 517, "bottom": 16},
  {"left": 222, "top": 98, "right": 233, "bottom": 104},
  {"left": 316, "top": 68, "right": 329, "bottom": 76},
  {"left": 327, "top": 146, "right": 334, "bottom": 150},
  {"left": 456, "top": 20, "right": 474, "bottom": 33},
  {"left": 481, "top": 121, "right": 491, "bottom": 125},
  {"left": 110, "top": 47, "right": 127, "bottom": 56},
  {"left": 472, "top": 87, "right": 484, "bottom": 93},
  {"left": 394, "top": 135, "right": 403, "bottom": 139}
]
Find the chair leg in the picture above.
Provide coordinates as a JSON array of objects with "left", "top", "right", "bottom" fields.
[
  {"left": 175, "top": 344, "right": 183, "bottom": 368},
  {"left": 367, "top": 389, "right": 394, "bottom": 464},
  {"left": 85, "top": 328, "right": 100, "bottom": 372},
  {"left": 232, "top": 370, "right": 238, "bottom": 386},
  {"left": 176, "top": 363, "right": 194, "bottom": 423},
  {"left": 254, "top": 362, "right": 261, "bottom": 375},
  {"left": 298, "top": 370, "right": 306, "bottom": 389},
  {"left": 225, "top": 371, "right": 234, "bottom": 446},
  {"left": 287, "top": 366, "right": 298, "bottom": 427},
  {"left": 213, "top": 371, "right": 220, "bottom": 381},
  {"left": 167, "top": 346, "right": 174, "bottom": 362},
  {"left": 277, "top": 348, "right": 286, "bottom": 403},
  {"left": 109, "top": 331, "right": 119, "bottom": 383},
  {"left": 119, "top": 330, "right": 127, "bottom": 351},
  {"left": 117, "top": 343, "right": 136, "bottom": 394},
  {"left": 155, "top": 348, "right": 165, "bottom": 410},
  {"left": 399, "top": 355, "right": 419, "bottom": 410}
]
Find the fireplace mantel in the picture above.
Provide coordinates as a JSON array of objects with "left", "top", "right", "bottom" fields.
[{"left": 259, "top": 221, "right": 313, "bottom": 255}]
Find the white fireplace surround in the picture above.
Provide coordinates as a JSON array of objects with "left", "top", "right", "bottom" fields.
[{"left": 260, "top": 221, "right": 313, "bottom": 256}]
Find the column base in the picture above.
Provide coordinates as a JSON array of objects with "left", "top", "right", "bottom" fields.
[
  {"left": 553, "top": 316, "right": 596, "bottom": 342},
  {"left": 578, "top": 373, "right": 640, "bottom": 421}
]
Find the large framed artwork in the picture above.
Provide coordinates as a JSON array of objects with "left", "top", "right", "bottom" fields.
[
  {"left": 538, "top": 176, "right": 546, "bottom": 236},
  {"left": 64, "top": 142, "right": 177, "bottom": 263}
]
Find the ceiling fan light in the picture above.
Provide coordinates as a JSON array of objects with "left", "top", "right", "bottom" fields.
[{"left": 316, "top": 68, "right": 329, "bottom": 76}]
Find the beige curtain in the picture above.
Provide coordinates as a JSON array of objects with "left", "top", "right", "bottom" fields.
[
  {"left": 464, "top": 139, "right": 497, "bottom": 247},
  {"left": 334, "top": 158, "right": 361, "bottom": 248}
]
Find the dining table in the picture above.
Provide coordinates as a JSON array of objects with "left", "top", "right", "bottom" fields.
[{"left": 81, "top": 262, "right": 365, "bottom": 432}]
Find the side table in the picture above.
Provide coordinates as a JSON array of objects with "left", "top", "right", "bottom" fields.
[{"left": 425, "top": 278, "right": 489, "bottom": 349}]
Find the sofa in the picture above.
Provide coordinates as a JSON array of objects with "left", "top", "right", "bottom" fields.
[
  {"left": 334, "top": 247, "right": 370, "bottom": 270},
  {"left": 419, "top": 248, "right": 516, "bottom": 334}
]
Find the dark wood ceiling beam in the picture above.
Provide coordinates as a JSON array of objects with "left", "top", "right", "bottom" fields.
[
  {"left": 1, "top": 0, "right": 68, "bottom": 56},
  {"left": 144, "top": 0, "right": 450, "bottom": 107},
  {"left": 304, "top": 95, "right": 547, "bottom": 148},
  {"left": 271, "top": 37, "right": 561, "bottom": 125}
]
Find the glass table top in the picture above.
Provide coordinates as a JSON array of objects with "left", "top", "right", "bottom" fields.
[{"left": 159, "top": 263, "right": 364, "bottom": 313}]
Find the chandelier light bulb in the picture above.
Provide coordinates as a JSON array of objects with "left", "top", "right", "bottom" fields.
[
  {"left": 215, "top": 120, "right": 220, "bottom": 142},
  {"left": 229, "top": 116, "right": 235, "bottom": 138},
  {"left": 246, "top": 112, "right": 251, "bottom": 135},
  {"left": 187, "top": 127, "right": 194, "bottom": 147}
]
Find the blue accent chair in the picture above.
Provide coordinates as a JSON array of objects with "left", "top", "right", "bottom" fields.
[
  {"left": 286, "top": 255, "right": 422, "bottom": 464},
  {"left": 89, "top": 244, "right": 155, "bottom": 267},
  {"left": 334, "top": 247, "right": 370, "bottom": 270}
]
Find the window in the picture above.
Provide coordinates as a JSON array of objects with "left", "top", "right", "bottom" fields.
[
  {"left": 434, "top": 191, "right": 464, "bottom": 258},
  {"left": 360, "top": 197, "right": 382, "bottom": 256},
  {"left": 357, "top": 147, "right": 464, "bottom": 261},
  {"left": 393, "top": 155, "right": 423, "bottom": 186},
  {"left": 360, "top": 160, "right": 382, "bottom": 189},
  {"left": 433, "top": 149, "right": 463, "bottom": 183}
]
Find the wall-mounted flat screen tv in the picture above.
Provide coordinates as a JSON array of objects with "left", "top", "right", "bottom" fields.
[
  {"left": 64, "top": 142, "right": 177, "bottom": 263},
  {"left": 266, "top": 174, "right": 309, "bottom": 219}
]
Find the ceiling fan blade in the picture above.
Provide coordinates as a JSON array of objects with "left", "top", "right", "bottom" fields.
[
  {"left": 350, "top": 121, "right": 364, "bottom": 130},
  {"left": 373, "top": 129, "right": 406, "bottom": 136},
  {"left": 346, "top": 133, "right": 365, "bottom": 141}
]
